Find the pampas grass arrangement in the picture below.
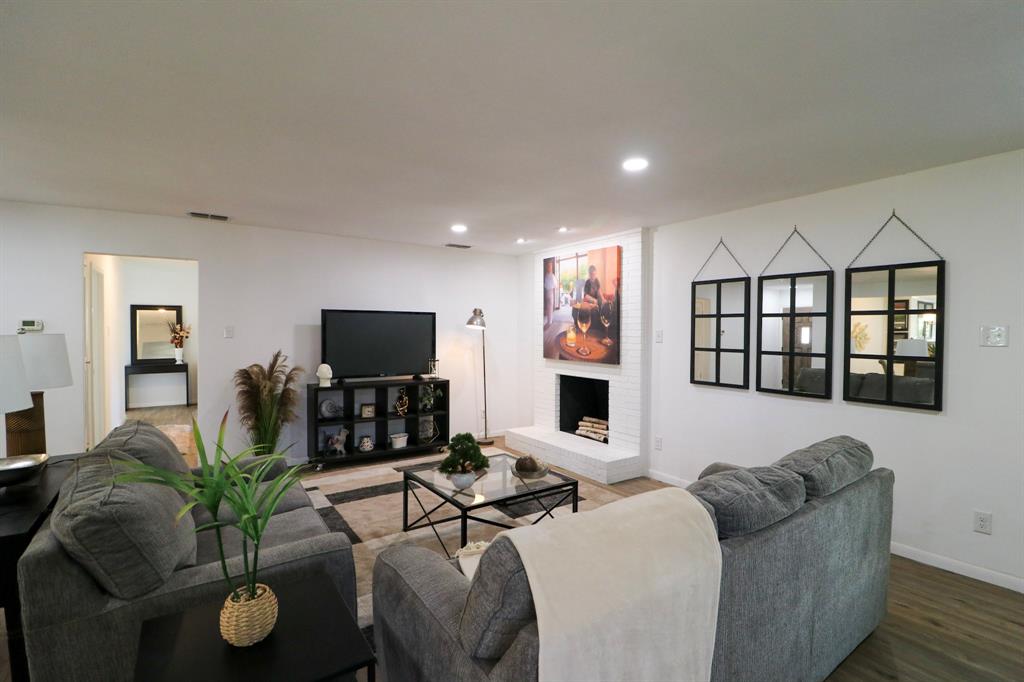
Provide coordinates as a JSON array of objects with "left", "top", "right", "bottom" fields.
[{"left": 233, "top": 350, "right": 303, "bottom": 455}]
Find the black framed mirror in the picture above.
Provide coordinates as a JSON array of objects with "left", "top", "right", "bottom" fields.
[
  {"left": 130, "top": 304, "right": 183, "bottom": 365},
  {"left": 757, "top": 270, "right": 834, "bottom": 398},
  {"left": 691, "top": 277, "right": 751, "bottom": 388},
  {"left": 844, "top": 260, "right": 944, "bottom": 410}
]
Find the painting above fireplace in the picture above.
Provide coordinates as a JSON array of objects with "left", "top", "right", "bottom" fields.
[{"left": 543, "top": 245, "right": 622, "bottom": 365}]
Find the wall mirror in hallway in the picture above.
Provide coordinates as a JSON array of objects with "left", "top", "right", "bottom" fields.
[{"left": 690, "top": 277, "right": 751, "bottom": 388}]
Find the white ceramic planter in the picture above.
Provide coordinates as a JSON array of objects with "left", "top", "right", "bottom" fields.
[
  {"left": 390, "top": 433, "right": 409, "bottom": 448},
  {"left": 450, "top": 472, "right": 477, "bottom": 490},
  {"left": 174, "top": 348, "right": 184, "bottom": 364}
]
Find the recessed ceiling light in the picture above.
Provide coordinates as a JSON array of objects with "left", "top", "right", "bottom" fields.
[
  {"left": 450, "top": 223, "right": 468, "bottom": 233},
  {"left": 558, "top": 226, "right": 569, "bottom": 233},
  {"left": 622, "top": 157, "right": 649, "bottom": 172},
  {"left": 516, "top": 237, "right": 527, "bottom": 244}
]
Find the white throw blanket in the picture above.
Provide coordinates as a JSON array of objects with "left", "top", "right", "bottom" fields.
[{"left": 502, "top": 487, "right": 721, "bottom": 682}]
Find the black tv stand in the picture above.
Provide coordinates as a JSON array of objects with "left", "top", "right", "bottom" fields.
[{"left": 306, "top": 377, "right": 450, "bottom": 471}]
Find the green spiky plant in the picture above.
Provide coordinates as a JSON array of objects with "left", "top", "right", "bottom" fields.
[
  {"left": 233, "top": 351, "right": 303, "bottom": 455},
  {"left": 115, "top": 412, "right": 307, "bottom": 601},
  {"left": 438, "top": 432, "right": 489, "bottom": 475}
]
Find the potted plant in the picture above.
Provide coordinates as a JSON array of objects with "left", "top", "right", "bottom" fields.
[
  {"left": 234, "top": 350, "right": 303, "bottom": 455},
  {"left": 167, "top": 321, "right": 192, "bottom": 364},
  {"left": 116, "top": 412, "right": 307, "bottom": 647},
  {"left": 438, "top": 432, "right": 489, "bottom": 489}
]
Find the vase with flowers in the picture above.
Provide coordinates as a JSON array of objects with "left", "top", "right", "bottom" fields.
[
  {"left": 167, "top": 321, "right": 192, "bottom": 364},
  {"left": 116, "top": 412, "right": 307, "bottom": 647}
]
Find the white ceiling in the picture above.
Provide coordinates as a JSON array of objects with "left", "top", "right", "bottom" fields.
[{"left": 2, "top": 1, "right": 1021, "bottom": 254}]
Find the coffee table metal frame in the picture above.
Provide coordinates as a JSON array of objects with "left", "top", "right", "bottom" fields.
[{"left": 402, "top": 457, "right": 578, "bottom": 558}]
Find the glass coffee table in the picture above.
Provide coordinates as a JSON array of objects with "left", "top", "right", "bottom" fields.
[{"left": 402, "top": 453, "right": 579, "bottom": 558}]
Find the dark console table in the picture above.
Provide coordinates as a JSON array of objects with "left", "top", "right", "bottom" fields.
[
  {"left": 0, "top": 454, "right": 78, "bottom": 682},
  {"left": 124, "top": 363, "right": 189, "bottom": 411},
  {"left": 134, "top": 574, "right": 375, "bottom": 681}
]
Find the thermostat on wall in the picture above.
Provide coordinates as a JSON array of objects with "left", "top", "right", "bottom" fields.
[{"left": 17, "top": 320, "right": 44, "bottom": 333}]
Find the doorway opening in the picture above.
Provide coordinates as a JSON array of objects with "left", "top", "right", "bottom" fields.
[{"left": 83, "top": 254, "right": 199, "bottom": 462}]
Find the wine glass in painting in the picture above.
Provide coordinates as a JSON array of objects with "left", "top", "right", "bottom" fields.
[
  {"left": 577, "top": 306, "right": 592, "bottom": 356},
  {"left": 600, "top": 300, "right": 614, "bottom": 346}
]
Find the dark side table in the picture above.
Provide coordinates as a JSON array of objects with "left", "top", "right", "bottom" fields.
[
  {"left": 0, "top": 453, "right": 79, "bottom": 682},
  {"left": 135, "top": 574, "right": 375, "bottom": 681}
]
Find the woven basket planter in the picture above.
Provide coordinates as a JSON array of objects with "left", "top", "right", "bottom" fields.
[{"left": 219, "top": 584, "right": 278, "bottom": 647}]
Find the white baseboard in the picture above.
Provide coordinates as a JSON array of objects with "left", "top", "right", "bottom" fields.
[
  {"left": 647, "top": 469, "right": 691, "bottom": 488},
  {"left": 890, "top": 542, "right": 1024, "bottom": 593}
]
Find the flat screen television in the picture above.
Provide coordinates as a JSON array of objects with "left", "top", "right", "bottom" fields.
[{"left": 321, "top": 309, "right": 435, "bottom": 378}]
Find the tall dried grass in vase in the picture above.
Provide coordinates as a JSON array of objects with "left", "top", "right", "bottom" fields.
[{"left": 234, "top": 350, "right": 303, "bottom": 455}]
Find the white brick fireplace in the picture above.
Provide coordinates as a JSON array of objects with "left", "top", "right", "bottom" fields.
[{"left": 506, "top": 229, "right": 646, "bottom": 484}]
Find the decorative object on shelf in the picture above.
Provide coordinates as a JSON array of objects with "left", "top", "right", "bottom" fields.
[
  {"left": 0, "top": 453, "right": 49, "bottom": 489},
  {"left": 691, "top": 237, "right": 751, "bottom": 389},
  {"left": 439, "top": 432, "right": 489, "bottom": 490},
  {"left": 116, "top": 412, "right": 307, "bottom": 647},
  {"left": 393, "top": 387, "right": 410, "bottom": 416},
  {"left": 428, "top": 357, "right": 440, "bottom": 378},
  {"left": 845, "top": 211, "right": 945, "bottom": 411},
  {"left": 756, "top": 227, "right": 834, "bottom": 399},
  {"left": 316, "top": 363, "right": 333, "bottom": 388},
  {"left": 6, "top": 332, "right": 73, "bottom": 457},
  {"left": 419, "top": 383, "right": 443, "bottom": 412},
  {"left": 418, "top": 415, "right": 439, "bottom": 444},
  {"left": 543, "top": 245, "right": 622, "bottom": 365},
  {"left": 360, "top": 403, "right": 376, "bottom": 419},
  {"left": 513, "top": 454, "right": 550, "bottom": 480},
  {"left": 167, "top": 321, "right": 191, "bottom": 364},
  {"left": 358, "top": 435, "right": 375, "bottom": 452},
  {"left": 318, "top": 398, "right": 342, "bottom": 419},
  {"left": 465, "top": 308, "right": 495, "bottom": 446},
  {"left": 234, "top": 351, "right": 303, "bottom": 454},
  {"left": 389, "top": 432, "right": 409, "bottom": 449},
  {"left": 326, "top": 427, "right": 348, "bottom": 455}
]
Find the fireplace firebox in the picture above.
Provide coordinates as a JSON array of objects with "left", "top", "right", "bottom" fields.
[{"left": 559, "top": 375, "right": 609, "bottom": 440}]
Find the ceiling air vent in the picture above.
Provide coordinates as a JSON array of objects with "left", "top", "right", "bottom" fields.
[
  {"left": 445, "top": 243, "right": 472, "bottom": 249},
  {"left": 188, "top": 211, "right": 230, "bottom": 221}
]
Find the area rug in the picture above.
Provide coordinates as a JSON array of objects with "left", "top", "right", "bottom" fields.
[{"left": 300, "top": 447, "right": 627, "bottom": 629}]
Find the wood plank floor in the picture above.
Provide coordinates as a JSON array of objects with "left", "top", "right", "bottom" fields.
[{"left": 2, "top": 436, "right": 1020, "bottom": 681}]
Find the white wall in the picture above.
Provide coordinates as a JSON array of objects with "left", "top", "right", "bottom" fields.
[
  {"left": 650, "top": 151, "right": 1024, "bottom": 590},
  {"left": 0, "top": 201, "right": 523, "bottom": 461}
]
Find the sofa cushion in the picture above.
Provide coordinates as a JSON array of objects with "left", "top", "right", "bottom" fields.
[
  {"left": 95, "top": 420, "right": 190, "bottom": 476},
  {"left": 50, "top": 452, "right": 197, "bottom": 599},
  {"left": 775, "top": 435, "right": 874, "bottom": 497},
  {"left": 686, "top": 466, "right": 805, "bottom": 538},
  {"left": 698, "top": 461, "right": 743, "bottom": 479},
  {"left": 192, "top": 481, "right": 311, "bottom": 526},
  {"left": 459, "top": 535, "right": 535, "bottom": 660},
  {"left": 197, "top": 506, "right": 328, "bottom": 564}
]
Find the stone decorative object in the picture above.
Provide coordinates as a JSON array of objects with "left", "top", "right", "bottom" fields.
[
  {"left": 358, "top": 435, "right": 375, "bottom": 452},
  {"left": 316, "top": 363, "right": 333, "bottom": 388},
  {"left": 394, "top": 387, "right": 410, "bottom": 416},
  {"left": 514, "top": 455, "right": 549, "bottom": 479},
  {"left": 319, "top": 399, "right": 342, "bottom": 419}
]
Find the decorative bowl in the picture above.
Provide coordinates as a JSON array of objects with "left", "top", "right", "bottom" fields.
[
  {"left": 450, "top": 472, "right": 479, "bottom": 490},
  {"left": 0, "top": 453, "right": 49, "bottom": 487}
]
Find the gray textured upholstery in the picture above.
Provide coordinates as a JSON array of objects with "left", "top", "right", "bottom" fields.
[
  {"left": 373, "top": 438, "right": 893, "bottom": 682},
  {"left": 687, "top": 466, "right": 806, "bottom": 538},
  {"left": 49, "top": 452, "right": 196, "bottom": 599},
  {"left": 19, "top": 424, "right": 356, "bottom": 682},
  {"left": 795, "top": 367, "right": 827, "bottom": 395},
  {"left": 775, "top": 435, "right": 873, "bottom": 497},
  {"left": 459, "top": 536, "right": 536, "bottom": 659},
  {"left": 94, "top": 420, "right": 190, "bottom": 475},
  {"left": 192, "top": 481, "right": 312, "bottom": 526},
  {"left": 848, "top": 372, "right": 935, "bottom": 405},
  {"left": 698, "top": 461, "right": 743, "bottom": 479}
]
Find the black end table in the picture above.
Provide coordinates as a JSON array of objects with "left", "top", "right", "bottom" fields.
[
  {"left": 134, "top": 574, "right": 375, "bottom": 682},
  {"left": 0, "top": 453, "right": 78, "bottom": 682}
]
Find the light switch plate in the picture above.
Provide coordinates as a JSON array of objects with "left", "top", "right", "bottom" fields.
[
  {"left": 223, "top": 325, "right": 235, "bottom": 339},
  {"left": 980, "top": 325, "right": 1008, "bottom": 347},
  {"left": 655, "top": 330, "right": 664, "bottom": 344}
]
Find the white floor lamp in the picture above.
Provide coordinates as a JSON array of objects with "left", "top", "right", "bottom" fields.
[{"left": 465, "top": 308, "right": 494, "bottom": 446}]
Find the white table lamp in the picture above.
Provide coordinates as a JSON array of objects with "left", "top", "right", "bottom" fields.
[
  {"left": 1, "top": 335, "right": 32, "bottom": 414},
  {"left": 6, "top": 333, "right": 73, "bottom": 456}
]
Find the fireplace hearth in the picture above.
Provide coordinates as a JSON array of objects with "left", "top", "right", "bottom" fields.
[{"left": 559, "top": 375, "right": 609, "bottom": 441}]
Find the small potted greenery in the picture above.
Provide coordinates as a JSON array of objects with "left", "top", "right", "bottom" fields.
[
  {"left": 116, "top": 412, "right": 306, "bottom": 647},
  {"left": 438, "top": 432, "right": 489, "bottom": 489}
]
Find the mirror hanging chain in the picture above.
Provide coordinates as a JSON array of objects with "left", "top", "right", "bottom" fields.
[
  {"left": 692, "top": 237, "right": 750, "bottom": 281},
  {"left": 848, "top": 210, "right": 944, "bottom": 268},
  {"left": 759, "top": 226, "right": 833, "bottom": 275}
]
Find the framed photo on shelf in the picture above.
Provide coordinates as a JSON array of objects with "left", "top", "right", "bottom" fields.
[
  {"left": 894, "top": 299, "right": 909, "bottom": 331},
  {"left": 360, "top": 404, "right": 376, "bottom": 418}
]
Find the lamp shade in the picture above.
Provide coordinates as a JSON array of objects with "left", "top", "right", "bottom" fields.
[
  {"left": 19, "top": 333, "right": 73, "bottom": 389},
  {"left": 465, "top": 308, "right": 486, "bottom": 330},
  {"left": 894, "top": 338, "right": 929, "bottom": 358},
  {"left": 1, "top": 335, "right": 33, "bottom": 413}
]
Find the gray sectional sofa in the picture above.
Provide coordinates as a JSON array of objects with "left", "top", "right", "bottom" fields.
[
  {"left": 18, "top": 421, "right": 356, "bottom": 682},
  {"left": 373, "top": 435, "right": 893, "bottom": 682}
]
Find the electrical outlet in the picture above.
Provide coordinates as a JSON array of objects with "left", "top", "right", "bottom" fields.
[
  {"left": 223, "top": 325, "right": 234, "bottom": 339},
  {"left": 655, "top": 330, "right": 664, "bottom": 344},
  {"left": 654, "top": 436, "right": 663, "bottom": 450},
  {"left": 973, "top": 511, "right": 993, "bottom": 535}
]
